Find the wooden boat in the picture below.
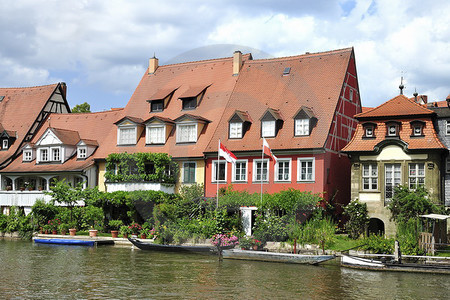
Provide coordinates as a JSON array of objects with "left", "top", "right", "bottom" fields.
[
  {"left": 341, "top": 254, "right": 450, "bottom": 274},
  {"left": 34, "top": 238, "right": 96, "bottom": 246},
  {"left": 128, "top": 238, "right": 234, "bottom": 254},
  {"left": 222, "top": 249, "right": 335, "bottom": 265}
]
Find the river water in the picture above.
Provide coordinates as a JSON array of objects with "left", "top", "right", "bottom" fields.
[{"left": 0, "top": 239, "right": 448, "bottom": 299}]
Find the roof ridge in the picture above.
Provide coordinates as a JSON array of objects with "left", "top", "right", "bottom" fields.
[
  {"left": 158, "top": 53, "right": 252, "bottom": 68},
  {"left": 54, "top": 108, "right": 124, "bottom": 117},
  {"left": 0, "top": 83, "right": 59, "bottom": 91},
  {"left": 247, "top": 47, "right": 353, "bottom": 63}
]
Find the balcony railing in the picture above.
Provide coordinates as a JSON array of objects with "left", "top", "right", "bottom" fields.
[
  {"left": 105, "top": 182, "right": 175, "bottom": 194},
  {"left": 0, "top": 191, "right": 52, "bottom": 207}
]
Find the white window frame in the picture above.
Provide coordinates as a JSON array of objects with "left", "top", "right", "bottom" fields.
[
  {"left": 51, "top": 147, "right": 60, "bottom": 162},
  {"left": 409, "top": 163, "right": 425, "bottom": 189},
  {"left": 39, "top": 148, "right": 49, "bottom": 162},
  {"left": 212, "top": 160, "right": 227, "bottom": 183},
  {"left": 275, "top": 158, "right": 291, "bottom": 182},
  {"left": 23, "top": 150, "right": 32, "bottom": 162},
  {"left": 446, "top": 120, "right": 450, "bottom": 136},
  {"left": 146, "top": 124, "right": 166, "bottom": 144},
  {"left": 232, "top": 159, "right": 248, "bottom": 182},
  {"left": 261, "top": 120, "right": 276, "bottom": 138},
  {"left": 229, "top": 122, "right": 243, "bottom": 139},
  {"left": 295, "top": 119, "right": 309, "bottom": 136},
  {"left": 365, "top": 126, "right": 374, "bottom": 137},
  {"left": 182, "top": 161, "right": 197, "bottom": 184},
  {"left": 385, "top": 163, "right": 401, "bottom": 201},
  {"left": 118, "top": 126, "right": 137, "bottom": 145},
  {"left": 253, "top": 159, "right": 269, "bottom": 182},
  {"left": 2, "top": 139, "right": 8, "bottom": 149},
  {"left": 387, "top": 125, "right": 398, "bottom": 137},
  {"left": 77, "top": 147, "right": 87, "bottom": 159},
  {"left": 362, "top": 163, "right": 378, "bottom": 190},
  {"left": 297, "top": 157, "right": 315, "bottom": 182},
  {"left": 176, "top": 122, "right": 197, "bottom": 143}
]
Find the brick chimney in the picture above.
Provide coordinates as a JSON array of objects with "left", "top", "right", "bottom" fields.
[
  {"left": 233, "top": 51, "right": 242, "bottom": 76},
  {"left": 149, "top": 56, "right": 159, "bottom": 74}
]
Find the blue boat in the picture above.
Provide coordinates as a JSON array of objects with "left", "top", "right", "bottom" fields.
[{"left": 34, "top": 238, "right": 95, "bottom": 246}]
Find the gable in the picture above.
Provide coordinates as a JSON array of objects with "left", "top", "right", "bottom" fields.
[{"left": 36, "top": 129, "right": 62, "bottom": 146}]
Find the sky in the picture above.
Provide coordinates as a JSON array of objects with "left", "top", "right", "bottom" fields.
[{"left": 1, "top": 0, "right": 449, "bottom": 112}]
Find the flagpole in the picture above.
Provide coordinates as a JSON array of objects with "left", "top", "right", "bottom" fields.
[
  {"left": 261, "top": 138, "right": 264, "bottom": 204},
  {"left": 217, "top": 139, "right": 220, "bottom": 209}
]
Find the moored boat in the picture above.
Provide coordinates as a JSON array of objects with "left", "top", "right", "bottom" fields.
[
  {"left": 34, "top": 238, "right": 96, "bottom": 246},
  {"left": 222, "top": 249, "right": 335, "bottom": 264},
  {"left": 128, "top": 237, "right": 234, "bottom": 254},
  {"left": 341, "top": 254, "right": 450, "bottom": 274}
]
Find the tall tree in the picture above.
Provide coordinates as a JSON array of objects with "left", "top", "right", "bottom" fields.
[{"left": 71, "top": 102, "right": 91, "bottom": 113}]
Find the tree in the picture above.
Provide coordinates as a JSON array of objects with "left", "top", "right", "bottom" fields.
[
  {"left": 71, "top": 102, "right": 91, "bottom": 113},
  {"left": 344, "top": 199, "right": 370, "bottom": 239},
  {"left": 387, "top": 185, "right": 438, "bottom": 224}
]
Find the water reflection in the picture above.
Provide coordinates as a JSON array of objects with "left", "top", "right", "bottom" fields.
[{"left": 0, "top": 239, "right": 448, "bottom": 299}]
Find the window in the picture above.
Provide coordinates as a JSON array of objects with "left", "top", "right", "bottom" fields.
[
  {"left": 233, "top": 160, "right": 247, "bottom": 182},
  {"left": 276, "top": 159, "right": 291, "bottom": 181},
  {"left": 78, "top": 147, "right": 87, "bottom": 159},
  {"left": 51, "top": 148, "right": 60, "bottom": 161},
  {"left": 40, "top": 148, "right": 48, "bottom": 162},
  {"left": 118, "top": 127, "right": 136, "bottom": 145},
  {"left": 262, "top": 120, "right": 275, "bottom": 137},
  {"left": 413, "top": 125, "right": 423, "bottom": 136},
  {"left": 212, "top": 160, "right": 226, "bottom": 182},
  {"left": 176, "top": 124, "right": 197, "bottom": 143},
  {"left": 2, "top": 139, "right": 8, "bottom": 149},
  {"left": 387, "top": 124, "right": 399, "bottom": 137},
  {"left": 23, "top": 150, "right": 32, "bottom": 161},
  {"left": 365, "top": 126, "right": 374, "bottom": 137},
  {"left": 229, "top": 122, "right": 243, "bottom": 139},
  {"left": 147, "top": 125, "right": 165, "bottom": 144},
  {"left": 409, "top": 163, "right": 425, "bottom": 189},
  {"left": 151, "top": 100, "right": 163, "bottom": 112},
  {"left": 182, "top": 97, "right": 196, "bottom": 110},
  {"left": 447, "top": 157, "right": 450, "bottom": 173},
  {"left": 298, "top": 158, "right": 315, "bottom": 182},
  {"left": 253, "top": 159, "right": 269, "bottom": 182},
  {"left": 446, "top": 121, "right": 450, "bottom": 135},
  {"left": 362, "top": 164, "right": 378, "bottom": 190},
  {"left": 295, "top": 119, "right": 309, "bottom": 136},
  {"left": 385, "top": 164, "right": 401, "bottom": 201},
  {"left": 183, "top": 162, "right": 196, "bottom": 183}
]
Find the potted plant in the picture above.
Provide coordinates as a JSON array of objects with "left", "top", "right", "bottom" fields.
[
  {"left": 48, "top": 218, "right": 61, "bottom": 234},
  {"left": 83, "top": 205, "right": 103, "bottom": 237},
  {"left": 128, "top": 222, "right": 142, "bottom": 238},
  {"left": 239, "top": 236, "right": 253, "bottom": 250},
  {"left": 251, "top": 238, "right": 263, "bottom": 250},
  {"left": 6, "top": 185, "right": 12, "bottom": 191},
  {"left": 59, "top": 223, "right": 69, "bottom": 235},
  {"left": 43, "top": 224, "right": 51, "bottom": 234},
  {"left": 68, "top": 221, "right": 77, "bottom": 236},
  {"left": 108, "top": 219, "right": 123, "bottom": 238},
  {"left": 119, "top": 225, "right": 130, "bottom": 238}
]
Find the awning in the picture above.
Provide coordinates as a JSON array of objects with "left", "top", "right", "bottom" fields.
[{"left": 420, "top": 214, "right": 450, "bottom": 220}]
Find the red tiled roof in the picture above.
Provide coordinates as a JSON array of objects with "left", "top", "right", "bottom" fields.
[
  {"left": 50, "top": 128, "right": 80, "bottom": 146},
  {"left": 355, "top": 95, "right": 434, "bottom": 119},
  {"left": 114, "top": 116, "right": 144, "bottom": 125},
  {"left": 147, "top": 87, "right": 178, "bottom": 101},
  {"left": 205, "top": 48, "right": 354, "bottom": 153},
  {"left": 0, "top": 84, "right": 60, "bottom": 165},
  {"left": 178, "top": 84, "right": 211, "bottom": 98}
]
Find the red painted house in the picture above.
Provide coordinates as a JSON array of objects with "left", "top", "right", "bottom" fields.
[{"left": 203, "top": 48, "right": 362, "bottom": 209}]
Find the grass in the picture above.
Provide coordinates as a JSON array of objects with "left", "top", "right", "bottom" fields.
[{"left": 327, "top": 235, "right": 364, "bottom": 251}]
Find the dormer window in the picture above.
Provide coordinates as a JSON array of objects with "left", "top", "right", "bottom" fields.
[
  {"left": 260, "top": 108, "right": 283, "bottom": 138},
  {"left": 174, "top": 114, "right": 210, "bottom": 144},
  {"left": 118, "top": 127, "right": 136, "bottom": 144},
  {"left": 410, "top": 121, "right": 425, "bottom": 137},
  {"left": 228, "top": 110, "right": 252, "bottom": 139},
  {"left": 52, "top": 148, "right": 60, "bottom": 161},
  {"left": 386, "top": 122, "right": 400, "bottom": 137},
  {"left": 293, "top": 106, "right": 316, "bottom": 137},
  {"left": 229, "top": 122, "right": 243, "bottom": 139},
  {"left": 23, "top": 150, "right": 32, "bottom": 161},
  {"left": 78, "top": 147, "right": 87, "bottom": 159},
  {"left": 40, "top": 148, "right": 48, "bottom": 162},
  {"left": 362, "top": 122, "right": 376, "bottom": 138},
  {"left": 2, "top": 139, "right": 8, "bottom": 150},
  {"left": 147, "top": 125, "right": 166, "bottom": 144},
  {"left": 150, "top": 100, "right": 164, "bottom": 112},
  {"left": 179, "top": 85, "right": 210, "bottom": 111},
  {"left": 182, "top": 97, "right": 196, "bottom": 110},
  {"left": 114, "top": 116, "right": 144, "bottom": 146}
]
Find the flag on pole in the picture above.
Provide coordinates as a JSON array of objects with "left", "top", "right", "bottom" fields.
[
  {"left": 263, "top": 138, "right": 278, "bottom": 162},
  {"left": 219, "top": 141, "right": 237, "bottom": 164}
]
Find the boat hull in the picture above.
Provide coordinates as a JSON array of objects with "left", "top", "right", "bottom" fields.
[
  {"left": 341, "top": 255, "right": 450, "bottom": 274},
  {"left": 128, "top": 238, "right": 230, "bottom": 254},
  {"left": 34, "top": 238, "right": 95, "bottom": 246},
  {"left": 222, "top": 249, "right": 335, "bottom": 264}
]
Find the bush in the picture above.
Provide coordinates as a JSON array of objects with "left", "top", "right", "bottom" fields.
[
  {"left": 0, "top": 214, "right": 7, "bottom": 232},
  {"left": 360, "top": 234, "right": 394, "bottom": 254},
  {"left": 396, "top": 218, "right": 424, "bottom": 255},
  {"left": 253, "top": 213, "right": 289, "bottom": 243},
  {"left": 292, "top": 216, "right": 336, "bottom": 252},
  {"left": 343, "top": 199, "right": 369, "bottom": 239}
]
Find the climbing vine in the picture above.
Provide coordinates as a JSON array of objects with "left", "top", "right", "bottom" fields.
[{"left": 104, "top": 152, "right": 179, "bottom": 184}]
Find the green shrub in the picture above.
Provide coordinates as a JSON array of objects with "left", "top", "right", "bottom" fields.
[
  {"left": 292, "top": 216, "right": 336, "bottom": 252},
  {"left": 396, "top": 218, "right": 424, "bottom": 255},
  {"left": 253, "top": 213, "right": 289, "bottom": 243},
  {"left": 360, "top": 234, "right": 394, "bottom": 254},
  {"left": 343, "top": 199, "right": 369, "bottom": 239},
  {"left": 0, "top": 214, "right": 7, "bottom": 232}
]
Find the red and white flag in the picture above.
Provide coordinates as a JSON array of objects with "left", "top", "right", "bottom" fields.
[
  {"left": 219, "top": 141, "right": 237, "bottom": 164},
  {"left": 263, "top": 138, "right": 277, "bottom": 162}
]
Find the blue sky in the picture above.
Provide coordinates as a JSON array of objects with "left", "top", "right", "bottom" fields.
[{"left": 1, "top": 0, "right": 449, "bottom": 111}]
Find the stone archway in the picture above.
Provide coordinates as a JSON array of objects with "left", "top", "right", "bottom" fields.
[{"left": 368, "top": 218, "right": 385, "bottom": 235}]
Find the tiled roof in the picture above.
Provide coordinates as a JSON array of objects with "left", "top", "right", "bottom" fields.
[
  {"left": 147, "top": 87, "right": 178, "bottom": 101},
  {"left": 355, "top": 95, "right": 434, "bottom": 119},
  {"left": 178, "top": 84, "right": 211, "bottom": 98},
  {"left": 205, "top": 48, "right": 354, "bottom": 153},
  {"left": 0, "top": 84, "right": 60, "bottom": 165},
  {"left": 2, "top": 109, "right": 124, "bottom": 173},
  {"left": 114, "top": 116, "right": 144, "bottom": 125},
  {"left": 50, "top": 128, "right": 80, "bottom": 146}
]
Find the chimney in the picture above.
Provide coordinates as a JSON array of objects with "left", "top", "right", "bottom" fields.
[
  {"left": 60, "top": 82, "right": 67, "bottom": 99},
  {"left": 420, "top": 95, "right": 428, "bottom": 104},
  {"left": 233, "top": 50, "right": 242, "bottom": 76},
  {"left": 149, "top": 56, "right": 159, "bottom": 74}
]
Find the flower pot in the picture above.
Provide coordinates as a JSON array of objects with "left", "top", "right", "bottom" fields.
[
  {"left": 69, "top": 228, "right": 77, "bottom": 236},
  {"left": 111, "top": 230, "right": 119, "bottom": 238},
  {"left": 44, "top": 230, "right": 49, "bottom": 234},
  {"left": 61, "top": 230, "right": 67, "bottom": 235},
  {"left": 252, "top": 245, "right": 259, "bottom": 251},
  {"left": 52, "top": 230, "right": 57, "bottom": 235},
  {"left": 89, "top": 230, "right": 98, "bottom": 237}
]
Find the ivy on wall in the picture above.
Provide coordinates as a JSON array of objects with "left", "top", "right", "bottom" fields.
[{"left": 105, "top": 152, "right": 179, "bottom": 184}]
